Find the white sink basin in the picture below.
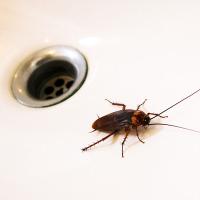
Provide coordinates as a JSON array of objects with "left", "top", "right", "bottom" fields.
[{"left": 1, "top": 1, "right": 200, "bottom": 200}]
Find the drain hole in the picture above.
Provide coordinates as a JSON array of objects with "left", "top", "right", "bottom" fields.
[
  {"left": 66, "top": 80, "right": 74, "bottom": 89},
  {"left": 46, "top": 96, "right": 54, "bottom": 100},
  {"left": 56, "top": 88, "right": 64, "bottom": 97},
  {"left": 44, "top": 86, "right": 54, "bottom": 95},
  {"left": 55, "top": 78, "right": 65, "bottom": 87},
  {"left": 27, "top": 60, "right": 76, "bottom": 100}
]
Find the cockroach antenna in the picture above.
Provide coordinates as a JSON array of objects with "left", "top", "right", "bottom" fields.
[
  {"left": 148, "top": 123, "right": 200, "bottom": 134},
  {"left": 150, "top": 88, "right": 200, "bottom": 120},
  {"left": 148, "top": 88, "right": 200, "bottom": 133}
]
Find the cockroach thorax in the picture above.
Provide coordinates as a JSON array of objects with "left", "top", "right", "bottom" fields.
[{"left": 131, "top": 110, "right": 150, "bottom": 126}]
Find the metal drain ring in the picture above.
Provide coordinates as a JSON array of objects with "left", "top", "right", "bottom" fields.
[{"left": 11, "top": 46, "right": 88, "bottom": 107}]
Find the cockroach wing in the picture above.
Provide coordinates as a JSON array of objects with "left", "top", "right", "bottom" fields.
[{"left": 92, "top": 109, "right": 135, "bottom": 132}]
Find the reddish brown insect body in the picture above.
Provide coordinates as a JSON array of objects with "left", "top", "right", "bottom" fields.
[
  {"left": 82, "top": 99, "right": 166, "bottom": 157},
  {"left": 82, "top": 89, "right": 200, "bottom": 157}
]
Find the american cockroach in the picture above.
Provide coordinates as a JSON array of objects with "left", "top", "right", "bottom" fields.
[{"left": 82, "top": 88, "right": 200, "bottom": 157}]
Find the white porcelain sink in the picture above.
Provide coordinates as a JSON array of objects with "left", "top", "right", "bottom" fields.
[{"left": 1, "top": 1, "right": 200, "bottom": 200}]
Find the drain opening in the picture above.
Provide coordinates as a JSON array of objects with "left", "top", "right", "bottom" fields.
[
  {"left": 11, "top": 46, "right": 88, "bottom": 107},
  {"left": 55, "top": 78, "right": 65, "bottom": 87},
  {"left": 27, "top": 60, "right": 76, "bottom": 100},
  {"left": 66, "top": 80, "right": 74, "bottom": 89}
]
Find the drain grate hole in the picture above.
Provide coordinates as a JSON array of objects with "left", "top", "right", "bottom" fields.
[
  {"left": 44, "top": 86, "right": 54, "bottom": 95},
  {"left": 54, "top": 78, "right": 65, "bottom": 87},
  {"left": 46, "top": 96, "right": 54, "bottom": 100},
  {"left": 66, "top": 80, "right": 74, "bottom": 89},
  {"left": 56, "top": 88, "right": 64, "bottom": 97}
]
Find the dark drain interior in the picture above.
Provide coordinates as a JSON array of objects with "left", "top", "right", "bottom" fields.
[{"left": 27, "top": 60, "right": 76, "bottom": 100}]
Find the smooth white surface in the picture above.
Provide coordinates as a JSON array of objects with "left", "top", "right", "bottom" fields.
[{"left": 1, "top": 1, "right": 200, "bottom": 200}]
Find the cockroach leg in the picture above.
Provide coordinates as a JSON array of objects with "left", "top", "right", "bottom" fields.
[
  {"left": 82, "top": 130, "right": 117, "bottom": 152},
  {"left": 147, "top": 112, "right": 168, "bottom": 118},
  {"left": 89, "top": 129, "right": 96, "bottom": 133},
  {"left": 136, "top": 128, "right": 145, "bottom": 143},
  {"left": 121, "top": 128, "right": 130, "bottom": 157},
  {"left": 137, "top": 99, "right": 147, "bottom": 110},
  {"left": 105, "top": 99, "right": 126, "bottom": 110}
]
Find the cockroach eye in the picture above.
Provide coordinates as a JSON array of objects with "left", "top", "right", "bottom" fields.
[{"left": 144, "top": 116, "right": 150, "bottom": 125}]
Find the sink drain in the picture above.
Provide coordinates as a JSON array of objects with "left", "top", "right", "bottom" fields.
[{"left": 11, "top": 46, "right": 88, "bottom": 107}]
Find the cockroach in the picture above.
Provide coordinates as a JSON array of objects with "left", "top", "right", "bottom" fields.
[{"left": 82, "top": 88, "right": 200, "bottom": 157}]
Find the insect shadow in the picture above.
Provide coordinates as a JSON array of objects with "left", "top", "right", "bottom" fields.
[{"left": 82, "top": 88, "right": 200, "bottom": 157}]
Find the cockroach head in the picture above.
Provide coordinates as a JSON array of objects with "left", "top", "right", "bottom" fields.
[{"left": 142, "top": 115, "right": 151, "bottom": 126}]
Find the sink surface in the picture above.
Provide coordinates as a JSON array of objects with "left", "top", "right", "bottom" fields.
[{"left": 1, "top": 1, "right": 200, "bottom": 200}]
